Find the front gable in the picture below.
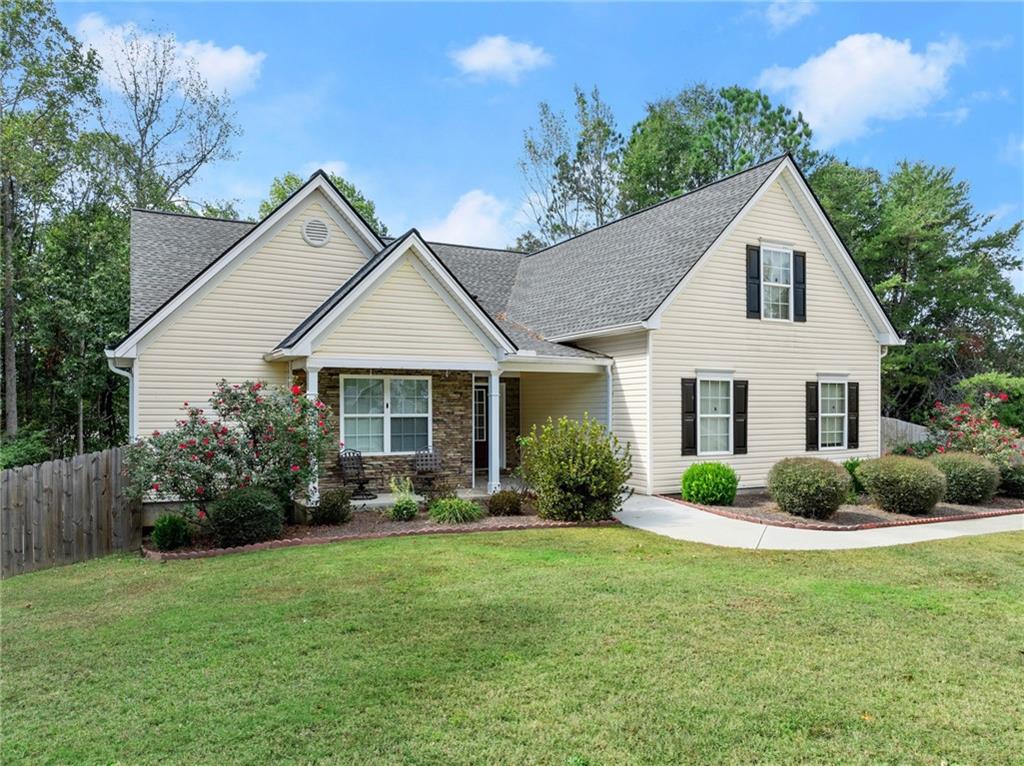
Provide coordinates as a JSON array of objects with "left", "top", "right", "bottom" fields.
[{"left": 310, "top": 250, "right": 499, "bottom": 364}]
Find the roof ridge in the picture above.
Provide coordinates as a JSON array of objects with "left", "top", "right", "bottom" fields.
[
  {"left": 426, "top": 240, "right": 524, "bottom": 255},
  {"left": 130, "top": 207, "right": 255, "bottom": 226},
  {"left": 523, "top": 154, "right": 789, "bottom": 259}
]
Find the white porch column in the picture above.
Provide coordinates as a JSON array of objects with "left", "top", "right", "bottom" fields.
[
  {"left": 305, "top": 366, "right": 321, "bottom": 506},
  {"left": 488, "top": 369, "right": 501, "bottom": 493}
]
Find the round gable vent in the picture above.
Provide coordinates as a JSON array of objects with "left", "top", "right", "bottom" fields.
[{"left": 302, "top": 218, "right": 330, "bottom": 247}]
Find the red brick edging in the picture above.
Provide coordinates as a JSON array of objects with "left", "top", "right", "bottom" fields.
[
  {"left": 656, "top": 494, "right": 1024, "bottom": 531},
  {"left": 142, "top": 519, "right": 620, "bottom": 562}
]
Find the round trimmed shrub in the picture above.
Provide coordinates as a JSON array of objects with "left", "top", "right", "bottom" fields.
[
  {"left": 767, "top": 458, "right": 851, "bottom": 520},
  {"left": 310, "top": 488, "right": 353, "bottom": 524},
  {"left": 680, "top": 462, "right": 738, "bottom": 506},
  {"left": 487, "top": 489, "right": 522, "bottom": 516},
  {"left": 151, "top": 512, "right": 190, "bottom": 551},
  {"left": 857, "top": 456, "right": 946, "bottom": 516},
  {"left": 429, "top": 497, "right": 485, "bottom": 524},
  {"left": 207, "top": 487, "right": 284, "bottom": 547},
  {"left": 927, "top": 452, "right": 1000, "bottom": 505},
  {"left": 387, "top": 497, "right": 418, "bottom": 522}
]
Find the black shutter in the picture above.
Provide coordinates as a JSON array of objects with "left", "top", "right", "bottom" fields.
[
  {"left": 805, "top": 381, "right": 818, "bottom": 451},
  {"left": 733, "top": 380, "right": 748, "bottom": 455},
  {"left": 746, "top": 245, "right": 761, "bottom": 319},
  {"left": 847, "top": 382, "right": 859, "bottom": 449},
  {"left": 681, "top": 378, "right": 697, "bottom": 455},
  {"left": 793, "top": 251, "right": 807, "bottom": 322}
]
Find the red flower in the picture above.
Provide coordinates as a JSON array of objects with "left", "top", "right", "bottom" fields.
[
  {"left": 152, "top": 430, "right": 161, "bottom": 437},
  {"left": 291, "top": 385, "right": 302, "bottom": 395},
  {"left": 183, "top": 401, "right": 189, "bottom": 406},
  {"left": 197, "top": 510, "right": 207, "bottom": 520},
  {"left": 152, "top": 482, "right": 160, "bottom": 491},
  {"left": 936, "top": 445, "right": 945, "bottom": 453},
  {"left": 196, "top": 486, "right": 205, "bottom": 494},
  {"left": 291, "top": 464, "right": 300, "bottom": 472},
  {"left": 999, "top": 392, "right": 1009, "bottom": 402}
]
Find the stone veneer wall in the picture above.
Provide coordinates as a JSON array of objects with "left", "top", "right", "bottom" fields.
[{"left": 311, "top": 368, "right": 475, "bottom": 491}]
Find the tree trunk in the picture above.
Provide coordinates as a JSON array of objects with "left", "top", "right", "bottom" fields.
[
  {"left": 77, "top": 338, "right": 86, "bottom": 454},
  {"left": 2, "top": 175, "right": 18, "bottom": 438}
]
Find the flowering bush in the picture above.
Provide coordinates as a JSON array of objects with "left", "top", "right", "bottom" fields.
[
  {"left": 126, "top": 379, "right": 333, "bottom": 509},
  {"left": 928, "top": 392, "right": 1024, "bottom": 478}
]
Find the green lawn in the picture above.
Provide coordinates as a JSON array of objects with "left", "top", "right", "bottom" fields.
[{"left": 3, "top": 528, "right": 1023, "bottom": 765}]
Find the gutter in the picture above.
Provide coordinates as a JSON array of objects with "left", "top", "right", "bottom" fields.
[{"left": 106, "top": 352, "right": 136, "bottom": 441}]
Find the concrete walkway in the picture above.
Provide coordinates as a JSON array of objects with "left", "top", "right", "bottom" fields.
[{"left": 616, "top": 494, "right": 1024, "bottom": 550}]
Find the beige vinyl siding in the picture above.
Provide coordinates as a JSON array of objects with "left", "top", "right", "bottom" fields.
[
  {"left": 313, "top": 255, "right": 494, "bottom": 361},
  {"left": 136, "top": 193, "right": 368, "bottom": 433},
  {"left": 582, "top": 332, "right": 650, "bottom": 491},
  {"left": 519, "top": 372, "right": 608, "bottom": 435},
  {"left": 651, "top": 179, "right": 881, "bottom": 491}
]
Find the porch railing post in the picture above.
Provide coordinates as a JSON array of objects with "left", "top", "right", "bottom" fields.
[
  {"left": 488, "top": 369, "right": 501, "bottom": 493},
  {"left": 305, "top": 366, "right": 321, "bottom": 506}
]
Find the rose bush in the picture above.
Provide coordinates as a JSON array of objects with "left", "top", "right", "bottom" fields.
[{"left": 126, "top": 379, "right": 333, "bottom": 510}]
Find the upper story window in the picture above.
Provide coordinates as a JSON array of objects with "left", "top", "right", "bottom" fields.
[{"left": 761, "top": 244, "right": 793, "bottom": 321}]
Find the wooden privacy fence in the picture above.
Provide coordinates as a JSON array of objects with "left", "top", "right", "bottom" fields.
[
  {"left": 1, "top": 447, "right": 140, "bottom": 578},
  {"left": 881, "top": 417, "right": 930, "bottom": 451}
]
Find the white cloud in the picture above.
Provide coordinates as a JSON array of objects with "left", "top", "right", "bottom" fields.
[
  {"left": 937, "top": 106, "right": 970, "bottom": 125},
  {"left": 759, "top": 33, "right": 966, "bottom": 147},
  {"left": 987, "top": 202, "right": 1017, "bottom": 223},
  {"left": 999, "top": 134, "right": 1024, "bottom": 165},
  {"left": 450, "top": 35, "right": 552, "bottom": 83},
  {"left": 76, "top": 13, "right": 265, "bottom": 94},
  {"left": 422, "top": 190, "right": 513, "bottom": 247},
  {"left": 765, "top": 1, "right": 817, "bottom": 32}
]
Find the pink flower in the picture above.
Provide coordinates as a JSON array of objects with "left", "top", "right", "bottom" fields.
[
  {"left": 291, "top": 385, "right": 302, "bottom": 395},
  {"left": 291, "top": 464, "right": 300, "bottom": 472},
  {"left": 197, "top": 510, "right": 207, "bottom": 520},
  {"left": 999, "top": 392, "right": 1009, "bottom": 402},
  {"left": 152, "top": 482, "right": 160, "bottom": 491}
]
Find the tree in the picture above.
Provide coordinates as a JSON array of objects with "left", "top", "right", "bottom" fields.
[
  {"left": 96, "top": 26, "right": 240, "bottom": 209},
  {"left": 811, "top": 159, "right": 1024, "bottom": 420},
  {"left": 517, "top": 85, "right": 622, "bottom": 247},
  {"left": 258, "top": 171, "right": 388, "bottom": 235},
  {"left": 619, "top": 85, "right": 823, "bottom": 212},
  {"left": 1, "top": 0, "right": 99, "bottom": 438}
]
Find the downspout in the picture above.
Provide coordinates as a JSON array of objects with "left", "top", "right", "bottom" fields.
[
  {"left": 106, "top": 356, "right": 136, "bottom": 443},
  {"left": 878, "top": 346, "right": 889, "bottom": 457}
]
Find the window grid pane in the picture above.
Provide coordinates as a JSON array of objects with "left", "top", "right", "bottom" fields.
[
  {"left": 763, "top": 284, "right": 790, "bottom": 320},
  {"left": 390, "top": 416, "right": 428, "bottom": 452},
  {"left": 820, "top": 415, "right": 845, "bottom": 448},
  {"left": 343, "top": 378, "right": 383, "bottom": 415},
  {"left": 344, "top": 416, "right": 384, "bottom": 453},
  {"left": 819, "top": 383, "right": 846, "bottom": 448},
  {"left": 473, "top": 389, "right": 486, "bottom": 441},
  {"left": 762, "top": 249, "right": 791, "bottom": 285},
  {"left": 391, "top": 379, "right": 429, "bottom": 415},
  {"left": 699, "top": 416, "right": 729, "bottom": 453}
]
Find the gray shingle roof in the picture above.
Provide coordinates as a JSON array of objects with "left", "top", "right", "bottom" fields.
[
  {"left": 126, "top": 157, "right": 785, "bottom": 357},
  {"left": 129, "top": 210, "right": 254, "bottom": 328},
  {"left": 505, "top": 156, "right": 784, "bottom": 338}
]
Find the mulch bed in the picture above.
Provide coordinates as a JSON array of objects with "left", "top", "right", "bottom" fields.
[
  {"left": 143, "top": 508, "right": 619, "bottom": 561},
  {"left": 661, "top": 491, "right": 1024, "bottom": 531}
]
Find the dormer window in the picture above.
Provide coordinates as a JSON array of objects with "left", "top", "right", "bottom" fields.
[{"left": 761, "top": 244, "right": 793, "bottom": 321}]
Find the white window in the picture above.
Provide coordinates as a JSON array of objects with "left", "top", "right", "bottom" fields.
[
  {"left": 340, "top": 376, "right": 431, "bottom": 455},
  {"left": 698, "top": 378, "right": 732, "bottom": 455},
  {"left": 761, "top": 244, "right": 793, "bottom": 321},
  {"left": 819, "top": 381, "right": 847, "bottom": 449}
]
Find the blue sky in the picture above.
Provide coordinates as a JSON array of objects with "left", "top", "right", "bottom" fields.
[{"left": 62, "top": 2, "right": 1024, "bottom": 287}]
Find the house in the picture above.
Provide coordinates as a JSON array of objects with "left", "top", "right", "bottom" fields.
[{"left": 106, "top": 155, "right": 902, "bottom": 498}]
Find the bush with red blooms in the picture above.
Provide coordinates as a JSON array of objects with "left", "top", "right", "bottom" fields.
[{"left": 126, "top": 380, "right": 333, "bottom": 510}]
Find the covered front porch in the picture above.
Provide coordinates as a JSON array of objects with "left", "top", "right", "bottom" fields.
[{"left": 294, "top": 356, "right": 612, "bottom": 500}]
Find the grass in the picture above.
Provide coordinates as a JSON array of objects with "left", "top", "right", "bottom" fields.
[{"left": 3, "top": 528, "right": 1023, "bottom": 765}]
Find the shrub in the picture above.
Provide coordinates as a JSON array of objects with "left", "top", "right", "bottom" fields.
[
  {"left": 927, "top": 452, "right": 1000, "bottom": 505},
  {"left": 488, "top": 489, "right": 523, "bottom": 516},
  {"left": 207, "top": 487, "right": 284, "bottom": 547},
  {"left": 518, "top": 414, "right": 633, "bottom": 522},
  {"left": 928, "top": 395, "right": 1024, "bottom": 476},
  {"left": 1001, "top": 464, "right": 1024, "bottom": 498},
  {"left": 857, "top": 456, "right": 946, "bottom": 516},
  {"left": 429, "top": 497, "right": 485, "bottom": 524},
  {"left": 680, "top": 462, "right": 738, "bottom": 506},
  {"left": 767, "top": 458, "right": 851, "bottom": 520},
  {"left": 151, "top": 513, "right": 190, "bottom": 551},
  {"left": 843, "top": 458, "right": 866, "bottom": 496},
  {"left": 956, "top": 372, "right": 1024, "bottom": 430},
  {"left": 388, "top": 498, "right": 418, "bottom": 522},
  {"left": 0, "top": 428, "right": 51, "bottom": 469},
  {"left": 886, "top": 439, "right": 938, "bottom": 459},
  {"left": 125, "top": 379, "right": 334, "bottom": 509},
  {"left": 310, "top": 488, "right": 352, "bottom": 524}
]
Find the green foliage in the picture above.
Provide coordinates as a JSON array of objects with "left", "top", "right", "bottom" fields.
[
  {"left": 956, "top": 373, "right": 1024, "bottom": 430},
  {"left": 811, "top": 160, "right": 1024, "bottom": 421},
  {"left": 421, "top": 478, "right": 457, "bottom": 505},
  {"left": 259, "top": 171, "right": 387, "bottom": 235},
  {"left": 680, "top": 462, "right": 738, "bottom": 506},
  {"left": 0, "top": 428, "right": 51, "bottom": 468},
  {"left": 886, "top": 439, "right": 939, "bottom": 459},
  {"left": 207, "top": 487, "right": 284, "bottom": 547},
  {"left": 927, "top": 452, "right": 1001, "bottom": 505},
  {"left": 429, "top": 497, "right": 485, "bottom": 524},
  {"left": 1000, "top": 465, "right": 1024, "bottom": 498},
  {"left": 487, "top": 489, "right": 523, "bottom": 516},
  {"left": 619, "top": 84, "right": 822, "bottom": 212},
  {"left": 843, "top": 458, "right": 866, "bottom": 496},
  {"left": 311, "top": 489, "right": 352, "bottom": 525},
  {"left": 518, "top": 414, "right": 633, "bottom": 522},
  {"left": 387, "top": 498, "right": 419, "bottom": 522},
  {"left": 857, "top": 456, "right": 947, "bottom": 516},
  {"left": 125, "top": 380, "right": 333, "bottom": 509},
  {"left": 767, "top": 458, "right": 851, "bottom": 520},
  {"left": 150, "top": 513, "right": 190, "bottom": 551}
]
